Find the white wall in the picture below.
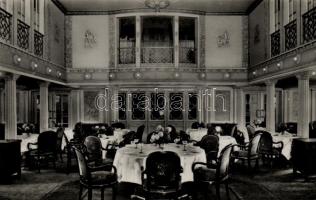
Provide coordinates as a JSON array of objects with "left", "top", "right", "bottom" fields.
[
  {"left": 204, "top": 16, "right": 243, "bottom": 68},
  {"left": 72, "top": 15, "right": 110, "bottom": 68}
]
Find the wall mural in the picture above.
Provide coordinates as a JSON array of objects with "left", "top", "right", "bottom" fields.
[
  {"left": 217, "top": 30, "right": 230, "bottom": 48},
  {"left": 84, "top": 91, "right": 99, "bottom": 122},
  {"left": 84, "top": 30, "right": 96, "bottom": 48}
]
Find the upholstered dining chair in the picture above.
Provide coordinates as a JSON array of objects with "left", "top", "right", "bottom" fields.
[
  {"left": 192, "top": 144, "right": 233, "bottom": 200},
  {"left": 232, "top": 133, "right": 262, "bottom": 171},
  {"left": 258, "top": 131, "right": 283, "bottom": 167},
  {"left": 73, "top": 147, "right": 118, "bottom": 200},
  {"left": 83, "top": 136, "right": 113, "bottom": 169},
  {"left": 132, "top": 151, "right": 190, "bottom": 200},
  {"left": 135, "top": 124, "right": 145, "bottom": 143},
  {"left": 198, "top": 135, "right": 219, "bottom": 165},
  {"left": 26, "top": 130, "right": 58, "bottom": 173}
]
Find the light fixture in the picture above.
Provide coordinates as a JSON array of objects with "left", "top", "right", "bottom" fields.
[
  {"left": 145, "top": 0, "right": 170, "bottom": 12},
  {"left": 109, "top": 73, "right": 115, "bottom": 79},
  {"left": 263, "top": 67, "right": 267, "bottom": 72},
  {"left": 252, "top": 71, "right": 256, "bottom": 75},
  {"left": 31, "top": 61, "right": 38, "bottom": 71},
  {"left": 134, "top": 72, "right": 142, "bottom": 79},
  {"left": 312, "top": 71, "right": 316, "bottom": 76},
  {"left": 174, "top": 72, "right": 180, "bottom": 78},
  {"left": 224, "top": 72, "right": 230, "bottom": 78},
  {"left": 84, "top": 73, "right": 92, "bottom": 79},
  {"left": 293, "top": 54, "right": 301, "bottom": 64},
  {"left": 46, "top": 67, "right": 52, "bottom": 74},
  {"left": 13, "top": 55, "right": 21, "bottom": 65},
  {"left": 57, "top": 71, "right": 62, "bottom": 77},
  {"left": 199, "top": 72, "right": 206, "bottom": 79}
]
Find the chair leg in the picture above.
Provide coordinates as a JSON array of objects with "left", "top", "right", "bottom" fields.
[
  {"left": 225, "top": 181, "right": 230, "bottom": 200},
  {"left": 101, "top": 188, "right": 105, "bottom": 200},
  {"left": 112, "top": 184, "right": 117, "bottom": 200},
  {"left": 216, "top": 184, "right": 221, "bottom": 200},
  {"left": 79, "top": 185, "right": 83, "bottom": 200},
  {"left": 88, "top": 188, "right": 92, "bottom": 200}
]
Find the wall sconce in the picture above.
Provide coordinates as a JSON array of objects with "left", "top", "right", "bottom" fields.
[
  {"left": 293, "top": 54, "right": 301, "bottom": 64},
  {"left": 224, "top": 72, "right": 230, "bottom": 78},
  {"left": 109, "top": 73, "right": 115, "bottom": 79},
  {"left": 252, "top": 71, "right": 256, "bottom": 76},
  {"left": 46, "top": 67, "right": 52, "bottom": 74},
  {"left": 13, "top": 55, "right": 21, "bottom": 65},
  {"left": 199, "top": 72, "right": 206, "bottom": 79},
  {"left": 84, "top": 73, "right": 92, "bottom": 79},
  {"left": 134, "top": 72, "right": 142, "bottom": 79},
  {"left": 31, "top": 61, "right": 38, "bottom": 71},
  {"left": 174, "top": 72, "right": 180, "bottom": 78},
  {"left": 263, "top": 67, "right": 267, "bottom": 72},
  {"left": 276, "top": 61, "right": 283, "bottom": 69},
  {"left": 312, "top": 71, "right": 316, "bottom": 76},
  {"left": 57, "top": 71, "right": 62, "bottom": 78}
]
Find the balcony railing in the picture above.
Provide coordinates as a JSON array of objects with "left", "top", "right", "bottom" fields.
[
  {"left": 141, "top": 47, "right": 173, "bottom": 63},
  {"left": 302, "top": 6, "right": 316, "bottom": 43},
  {"left": 17, "top": 19, "right": 30, "bottom": 50},
  {"left": 271, "top": 30, "right": 280, "bottom": 57},
  {"left": 179, "top": 47, "right": 196, "bottom": 64},
  {"left": 0, "top": 7, "right": 12, "bottom": 42},
  {"left": 34, "top": 30, "right": 43, "bottom": 57},
  {"left": 118, "top": 47, "right": 135, "bottom": 64},
  {"left": 284, "top": 19, "right": 297, "bottom": 51}
]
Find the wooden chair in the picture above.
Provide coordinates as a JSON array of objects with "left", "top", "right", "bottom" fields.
[
  {"left": 258, "top": 131, "right": 283, "bottom": 167},
  {"left": 192, "top": 145, "right": 233, "bottom": 200},
  {"left": 26, "top": 131, "right": 58, "bottom": 173},
  {"left": 232, "top": 133, "right": 262, "bottom": 171},
  {"left": 198, "top": 135, "right": 219, "bottom": 165},
  {"left": 135, "top": 125, "right": 145, "bottom": 143},
  {"left": 83, "top": 136, "right": 113, "bottom": 169},
  {"left": 132, "top": 151, "right": 189, "bottom": 200},
  {"left": 73, "top": 147, "right": 118, "bottom": 200}
]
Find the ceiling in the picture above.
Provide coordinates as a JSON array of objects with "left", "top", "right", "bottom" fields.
[{"left": 55, "top": 0, "right": 261, "bottom": 14}]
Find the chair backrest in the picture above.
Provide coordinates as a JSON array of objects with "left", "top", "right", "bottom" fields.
[
  {"left": 73, "top": 147, "right": 89, "bottom": 180},
  {"left": 199, "top": 135, "right": 219, "bottom": 153},
  {"left": 258, "top": 131, "right": 273, "bottom": 153},
  {"left": 246, "top": 125, "right": 256, "bottom": 139},
  {"left": 191, "top": 122, "right": 200, "bottom": 129},
  {"left": 179, "top": 130, "right": 190, "bottom": 142},
  {"left": 112, "top": 122, "right": 125, "bottom": 129},
  {"left": 249, "top": 133, "right": 262, "bottom": 156},
  {"left": 199, "top": 122, "right": 205, "bottom": 128},
  {"left": 286, "top": 122, "right": 297, "bottom": 134},
  {"left": 217, "top": 144, "right": 233, "bottom": 180},
  {"left": 84, "top": 136, "right": 103, "bottom": 163},
  {"left": 37, "top": 131, "right": 58, "bottom": 153},
  {"left": 232, "top": 130, "right": 246, "bottom": 145},
  {"left": 145, "top": 151, "right": 182, "bottom": 190},
  {"left": 56, "top": 127, "right": 64, "bottom": 152},
  {"left": 167, "top": 125, "right": 178, "bottom": 142},
  {"left": 120, "top": 131, "right": 136, "bottom": 147},
  {"left": 136, "top": 125, "right": 145, "bottom": 141}
]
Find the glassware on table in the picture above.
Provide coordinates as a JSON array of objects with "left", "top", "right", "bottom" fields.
[
  {"left": 134, "top": 139, "right": 139, "bottom": 148},
  {"left": 182, "top": 140, "right": 188, "bottom": 151},
  {"left": 139, "top": 143, "right": 143, "bottom": 153}
]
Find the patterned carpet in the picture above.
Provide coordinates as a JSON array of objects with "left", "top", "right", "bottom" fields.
[{"left": 0, "top": 167, "right": 316, "bottom": 200}]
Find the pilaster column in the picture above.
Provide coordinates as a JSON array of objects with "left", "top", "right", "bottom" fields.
[
  {"left": 111, "top": 87, "right": 119, "bottom": 122},
  {"left": 4, "top": 74, "right": 18, "bottom": 139},
  {"left": 174, "top": 16, "right": 179, "bottom": 68},
  {"left": 235, "top": 88, "right": 246, "bottom": 127},
  {"left": 266, "top": 80, "right": 277, "bottom": 132},
  {"left": 69, "top": 89, "right": 84, "bottom": 129},
  {"left": 39, "top": 82, "right": 50, "bottom": 132},
  {"left": 135, "top": 15, "right": 141, "bottom": 68},
  {"left": 296, "top": 72, "right": 310, "bottom": 138}
]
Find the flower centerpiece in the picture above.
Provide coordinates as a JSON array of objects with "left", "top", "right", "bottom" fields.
[
  {"left": 150, "top": 131, "right": 165, "bottom": 145},
  {"left": 19, "top": 123, "right": 35, "bottom": 137}
]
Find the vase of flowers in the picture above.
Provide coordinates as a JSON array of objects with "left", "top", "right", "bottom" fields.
[{"left": 150, "top": 131, "right": 165, "bottom": 149}]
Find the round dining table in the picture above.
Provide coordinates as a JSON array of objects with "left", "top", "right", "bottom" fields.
[{"left": 113, "top": 143, "right": 206, "bottom": 184}]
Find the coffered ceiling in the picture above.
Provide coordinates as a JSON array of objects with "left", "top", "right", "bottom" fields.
[{"left": 54, "top": 0, "right": 262, "bottom": 14}]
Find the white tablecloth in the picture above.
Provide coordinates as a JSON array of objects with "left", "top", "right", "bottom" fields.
[
  {"left": 17, "top": 134, "right": 38, "bottom": 153},
  {"left": 186, "top": 128, "right": 208, "bottom": 141},
  {"left": 218, "top": 136, "right": 237, "bottom": 156},
  {"left": 271, "top": 133, "right": 297, "bottom": 160},
  {"left": 113, "top": 143, "right": 206, "bottom": 184},
  {"left": 113, "top": 129, "right": 130, "bottom": 141}
]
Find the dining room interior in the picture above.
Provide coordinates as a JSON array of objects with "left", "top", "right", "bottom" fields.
[{"left": 0, "top": 0, "right": 316, "bottom": 199}]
